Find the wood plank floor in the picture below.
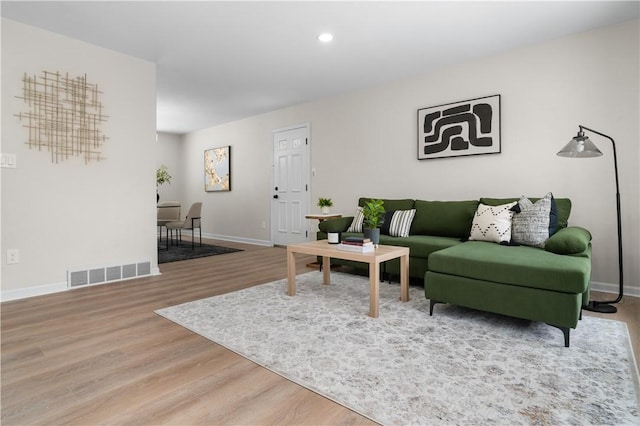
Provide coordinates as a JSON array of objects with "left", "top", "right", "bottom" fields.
[{"left": 2, "top": 239, "right": 638, "bottom": 425}]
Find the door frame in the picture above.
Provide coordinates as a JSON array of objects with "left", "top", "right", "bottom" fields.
[{"left": 270, "top": 122, "right": 311, "bottom": 246}]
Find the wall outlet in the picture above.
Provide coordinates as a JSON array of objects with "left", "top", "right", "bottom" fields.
[
  {"left": 261, "top": 221, "right": 266, "bottom": 229},
  {"left": 7, "top": 249, "right": 19, "bottom": 264}
]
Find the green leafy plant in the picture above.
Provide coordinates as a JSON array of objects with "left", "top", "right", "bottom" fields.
[
  {"left": 362, "top": 199, "right": 385, "bottom": 229},
  {"left": 156, "top": 165, "right": 172, "bottom": 187},
  {"left": 317, "top": 197, "right": 333, "bottom": 208}
]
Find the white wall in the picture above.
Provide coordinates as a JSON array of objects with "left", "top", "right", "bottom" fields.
[
  {"left": 156, "top": 132, "right": 184, "bottom": 205},
  {"left": 179, "top": 20, "right": 639, "bottom": 296},
  {"left": 181, "top": 117, "right": 281, "bottom": 246},
  {"left": 1, "top": 19, "right": 157, "bottom": 300}
]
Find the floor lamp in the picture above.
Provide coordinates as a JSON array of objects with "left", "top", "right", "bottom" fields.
[{"left": 557, "top": 125, "right": 623, "bottom": 314}]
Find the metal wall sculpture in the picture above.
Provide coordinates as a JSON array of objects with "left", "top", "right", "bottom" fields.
[
  {"left": 418, "top": 95, "right": 500, "bottom": 160},
  {"left": 15, "top": 71, "right": 108, "bottom": 164}
]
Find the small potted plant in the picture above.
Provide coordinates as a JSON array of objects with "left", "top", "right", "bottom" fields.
[
  {"left": 362, "top": 199, "right": 385, "bottom": 245},
  {"left": 317, "top": 197, "right": 333, "bottom": 215},
  {"left": 156, "top": 164, "right": 172, "bottom": 202}
]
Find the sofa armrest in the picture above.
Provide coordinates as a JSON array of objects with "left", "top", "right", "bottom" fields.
[
  {"left": 545, "top": 226, "right": 592, "bottom": 255},
  {"left": 318, "top": 217, "right": 354, "bottom": 233}
]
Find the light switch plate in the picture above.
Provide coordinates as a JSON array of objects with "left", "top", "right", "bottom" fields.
[{"left": 1, "top": 153, "right": 17, "bottom": 168}]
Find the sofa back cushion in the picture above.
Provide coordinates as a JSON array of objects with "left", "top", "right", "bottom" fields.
[
  {"left": 357, "top": 198, "right": 415, "bottom": 212},
  {"left": 480, "top": 197, "right": 571, "bottom": 229},
  {"left": 410, "top": 200, "right": 479, "bottom": 238}
]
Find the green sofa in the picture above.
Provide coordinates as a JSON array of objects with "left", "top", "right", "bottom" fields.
[{"left": 316, "top": 197, "right": 592, "bottom": 347}]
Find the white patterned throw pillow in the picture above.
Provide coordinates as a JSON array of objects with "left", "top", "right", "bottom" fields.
[
  {"left": 347, "top": 206, "right": 365, "bottom": 233},
  {"left": 469, "top": 202, "right": 517, "bottom": 243},
  {"left": 511, "top": 192, "right": 554, "bottom": 248}
]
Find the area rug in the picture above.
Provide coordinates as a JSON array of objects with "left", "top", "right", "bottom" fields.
[
  {"left": 155, "top": 271, "right": 640, "bottom": 425},
  {"left": 157, "top": 242, "right": 242, "bottom": 264}
]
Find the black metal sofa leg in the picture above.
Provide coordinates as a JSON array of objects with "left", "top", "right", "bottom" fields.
[
  {"left": 429, "top": 300, "right": 443, "bottom": 316},
  {"left": 548, "top": 324, "right": 571, "bottom": 347},
  {"left": 428, "top": 299, "right": 571, "bottom": 347}
]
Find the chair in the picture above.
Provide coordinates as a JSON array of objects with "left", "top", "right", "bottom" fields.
[
  {"left": 157, "top": 201, "right": 181, "bottom": 244},
  {"left": 166, "top": 202, "right": 202, "bottom": 250}
]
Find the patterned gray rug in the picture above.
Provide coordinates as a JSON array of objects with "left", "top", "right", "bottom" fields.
[{"left": 156, "top": 271, "right": 640, "bottom": 425}]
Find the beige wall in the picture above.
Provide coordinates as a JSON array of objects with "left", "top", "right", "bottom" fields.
[
  {"left": 178, "top": 20, "right": 639, "bottom": 296},
  {"left": 1, "top": 19, "right": 157, "bottom": 300},
  {"left": 156, "top": 132, "right": 184, "bottom": 206}
]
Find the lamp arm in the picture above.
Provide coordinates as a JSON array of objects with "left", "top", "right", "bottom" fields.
[
  {"left": 579, "top": 125, "right": 623, "bottom": 303},
  {"left": 579, "top": 126, "right": 620, "bottom": 193}
]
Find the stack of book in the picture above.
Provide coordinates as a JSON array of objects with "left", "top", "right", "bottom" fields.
[{"left": 337, "top": 237, "right": 374, "bottom": 253}]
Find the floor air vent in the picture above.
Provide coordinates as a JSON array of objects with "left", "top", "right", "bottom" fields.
[{"left": 68, "top": 261, "right": 151, "bottom": 288}]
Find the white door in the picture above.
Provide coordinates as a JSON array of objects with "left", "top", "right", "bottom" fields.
[{"left": 272, "top": 124, "right": 310, "bottom": 246}]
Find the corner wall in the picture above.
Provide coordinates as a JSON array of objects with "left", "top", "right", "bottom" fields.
[
  {"left": 1, "top": 19, "right": 157, "bottom": 300},
  {"left": 156, "top": 132, "right": 184, "bottom": 206},
  {"left": 180, "top": 19, "right": 640, "bottom": 296}
]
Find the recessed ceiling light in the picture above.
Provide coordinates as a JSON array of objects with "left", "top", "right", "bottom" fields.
[{"left": 318, "top": 33, "right": 333, "bottom": 43}]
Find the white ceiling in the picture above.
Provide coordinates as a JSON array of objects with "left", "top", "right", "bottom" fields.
[{"left": 2, "top": 1, "right": 638, "bottom": 134}]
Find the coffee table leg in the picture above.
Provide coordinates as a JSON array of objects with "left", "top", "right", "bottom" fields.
[
  {"left": 369, "top": 261, "right": 380, "bottom": 318},
  {"left": 400, "top": 253, "right": 409, "bottom": 302},
  {"left": 322, "top": 256, "right": 330, "bottom": 285},
  {"left": 287, "top": 249, "right": 296, "bottom": 296}
]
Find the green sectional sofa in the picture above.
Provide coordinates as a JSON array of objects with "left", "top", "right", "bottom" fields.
[{"left": 316, "top": 197, "right": 592, "bottom": 347}]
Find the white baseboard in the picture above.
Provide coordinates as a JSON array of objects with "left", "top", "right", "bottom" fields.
[
  {"left": 0, "top": 269, "right": 163, "bottom": 302},
  {"left": 1, "top": 281, "right": 68, "bottom": 302},
  {"left": 1, "top": 237, "right": 270, "bottom": 302},
  {"left": 2, "top": 261, "right": 161, "bottom": 303},
  {"left": 590, "top": 280, "right": 639, "bottom": 298},
  {"left": 202, "top": 232, "right": 273, "bottom": 247}
]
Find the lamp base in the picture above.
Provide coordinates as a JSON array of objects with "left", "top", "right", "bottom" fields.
[{"left": 583, "top": 301, "right": 617, "bottom": 314}]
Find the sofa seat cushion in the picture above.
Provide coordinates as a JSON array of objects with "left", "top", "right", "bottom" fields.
[
  {"left": 380, "top": 234, "right": 462, "bottom": 258},
  {"left": 428, "top": 241, "right": 590, "bottom": 294},
  {"left": 338, "top": 232, "right": 461, "bottom": 258}
]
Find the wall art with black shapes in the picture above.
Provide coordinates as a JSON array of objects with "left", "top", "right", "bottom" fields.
[{"left": 417, "top": 95, "right": 500, "bottom": 160}]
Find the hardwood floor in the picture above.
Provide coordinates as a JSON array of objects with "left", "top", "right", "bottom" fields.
[{"left": 2, "top": 239, "right": 638, "bottom": 425}]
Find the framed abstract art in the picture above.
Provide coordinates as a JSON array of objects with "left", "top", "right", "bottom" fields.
[{"left": 417, "top": 95, "right": 501, "bottom": 160}]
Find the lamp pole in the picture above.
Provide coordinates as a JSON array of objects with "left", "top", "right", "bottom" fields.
[{"left": 578, "top": 125, "right": 623, "bottom": 313}]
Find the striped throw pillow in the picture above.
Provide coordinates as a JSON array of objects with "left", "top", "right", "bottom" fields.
[
  {"left": 347, "top": 207, "right": 365, "bottom": 233},
  {"left": 381, "top": 209, "right": 416, "bottom": 237}
]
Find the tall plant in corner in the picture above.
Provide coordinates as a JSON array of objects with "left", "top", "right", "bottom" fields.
[
  {"left": 156, "top": 165, "right": 172, "bottom": 202},
  {"left": 362, "top": 199, "right": 385, "bottom": 246}
]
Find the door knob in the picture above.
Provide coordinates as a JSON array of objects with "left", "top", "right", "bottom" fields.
[{"left": 273, "top": 194, "right": 279, "bottom": 199}]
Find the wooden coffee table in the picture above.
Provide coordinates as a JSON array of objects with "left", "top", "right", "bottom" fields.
[{"left": 286, "top": 240, "right": 410, "bottom": 318}]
